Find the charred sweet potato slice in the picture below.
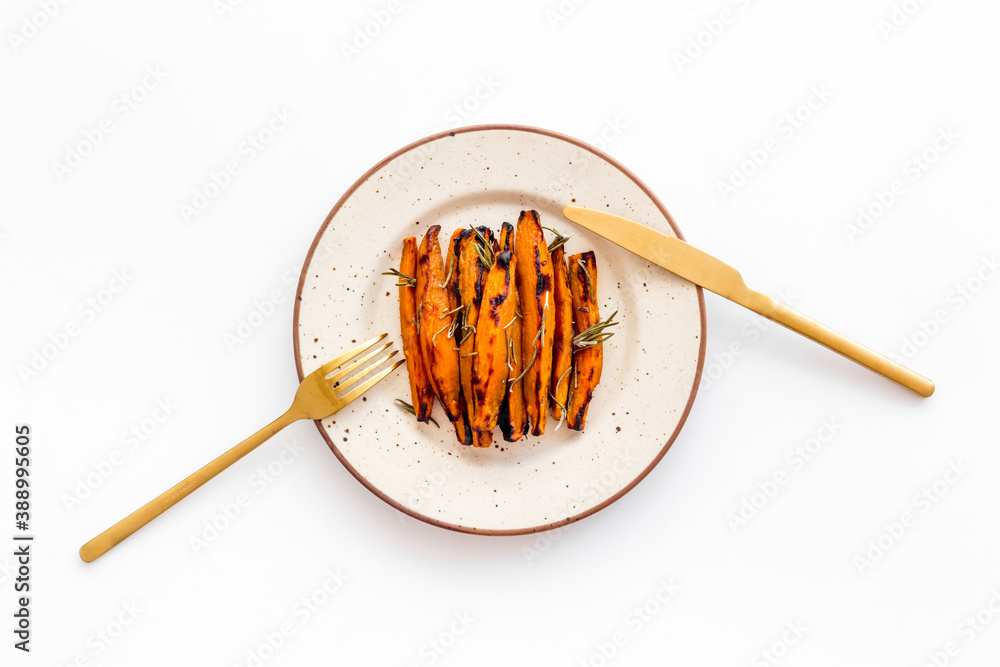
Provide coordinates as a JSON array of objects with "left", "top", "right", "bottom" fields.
[
  {"left": 416, "top": 226, "right": 464, "bottom": 436},
  {"left": 398, "top": 237, "right": 435, "bottom": 421},
  {"left": 455, "top": 231, "right": 483, "bottom": 414},
  {"left": 514, "top": 210, "right": 555, "bottom": 436},
  {"left": 549, "top": 244, "right": 573, "bottom": 421},
  {"left": 470, "top": 251, "right": 516, "bottom": 444},
  {"left": 497, "top": 223, "right": 527, "bottom": 441},
  {"left": 444, "top": 229, "right": 476, "bottom": 445},
  {"left": 566, "top": 251, "right": 602, "bottom": 431},
  {"left": 459, "top": 228, "right": 497, "bottom": 446}
]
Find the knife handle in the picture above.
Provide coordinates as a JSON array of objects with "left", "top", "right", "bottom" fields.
[{"left": 744, "top": 291, "right": 935, "bottom": 397}]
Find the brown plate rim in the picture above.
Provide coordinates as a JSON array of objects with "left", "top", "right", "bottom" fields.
[{"left": 292, "top": 123, "right": 707, "bottom": 536}]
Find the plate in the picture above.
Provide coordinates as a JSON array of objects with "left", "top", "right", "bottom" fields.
[{"left": 293, "top": 125, "right": 706, "bottom": 534}]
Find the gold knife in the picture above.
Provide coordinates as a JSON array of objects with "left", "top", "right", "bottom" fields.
[{"left": 562, "top": 205, "right": 934, "bottom": 397}]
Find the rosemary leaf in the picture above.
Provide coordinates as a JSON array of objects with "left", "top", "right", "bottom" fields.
[
  {"left": 382, "top": 268, "right": 416, "bottom": 287},
  {"left": 572, "top": 310, "right": 619, "bottom": 350},
  {"left": 447, "top": 314, "right": 462, "bottom": 338},
  {"left": 431, "top": 324, "right": 448, "bottom": 345},
  {"left": 473, "top": 241, "right": 491, "bottom": 270},
  {"left": 511, "top": 319, "right": 544, "bottom": 385},
  {"left": 554, "top": 366, "right": 572, "bottom": 394},
  {"left": 393, "top": 399, "right": 440, "bottom": 428},
  {"left": 577, "top": 258, "right": 593, "bottom": 294},
  {"left": 543, "top": 226, "right": 572, "bottom": 253},
  {"left": 439, "top": 304, "right": 464, "bottom": 320},
  {"left": 440, "top": 252, "right": 456, "bottom": 288},
  {"left": 470, "top": 225, "right": 495, "bottom": 267}
]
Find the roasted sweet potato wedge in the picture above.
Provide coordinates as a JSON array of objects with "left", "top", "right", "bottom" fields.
[
  {"left": 470, "top": 250, "right": 516, "bottom": 444},
  {"left": 514, "top": 210, "right": 556, "bottom": 436},
  {"left": 455, "top": 231, "right": 483, "bottom": 414},
  {"left": 497, "top": 223, "right": 527, "bottom": 441},
  {"left": 457, "top": 228, "right": 496, "bottom": 447},
  {"left": 398, "top": 237, "right": 435, "bottom": 421},
  {"left": 445, "top": 229, "right": 475, "bottom": 445},
  {"left": 417, "top": 226, "right": 465, "bottom": 437},
  {"left": 566, "top": 251, "right": 602, "bottom": 431},
  {"left": 549, "top": 243, "right": 573, "bottom": 421}
]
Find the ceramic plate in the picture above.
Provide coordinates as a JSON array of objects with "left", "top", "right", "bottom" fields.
[{"left": 293, "top": 125, "right": 705, "bottom": 535}]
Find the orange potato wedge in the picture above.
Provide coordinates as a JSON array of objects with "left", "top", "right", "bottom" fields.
[
  {"left": 455, "top": 230, "right": 483, "bottom": 415},
  {"left": 514, "top": 210, "right": 555, "bottom": 436},
  {"left": 458, "top": 227, "right": 496, "bottom": 447},
  {"left": 445, "top": 228, "right": 473, "bottom": 445},
  {"left": 470, "top": 250, "right": 517, "bottom": 443},
  {"left": 416, "top": 226, "right": 465, "bottom": 438},
  {"left": 549, "top": 244, "right": 573, "bottom": 421},
  {"left": 497, "top": 223, "right": 527, "bottom": 441},
  {"left": 566, "top": 251, "right": 603, "bottom": 431},
  {"left": 398, "top": 237, "right": 435, "bottom": 421}
]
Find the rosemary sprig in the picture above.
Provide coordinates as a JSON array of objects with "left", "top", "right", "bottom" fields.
[
  {"left": 394, "top": 399, "right": 440, "bottom": 428},
  {"left": 440, "top": 252, "right": 456, "bottom": 288},
  {"left": 577, "top": 258, "right": 593, "bottom": 294},
  {"left": 543, "top": 226, "right": 572, "bottom": 253},
  {"left": 510, "top": 318, "right": 543, "bottom": 385},
  {"left": 433, "top": 304, "right": 464, "bottom": 340},
  {"left": 447, "top": 313, "right": 462, "bottom": 338},
  {"left": 414, "top": 301, "right": 422, "bottom": 335},
  {"left": 460, "top": 315, "right": 477, "bottom": 344},
  {"left": 472, "top": 240, "right": 492, "bottom": 270},
  {"left": 461, "top": 309, "right": 477, "bottom": 333},
  {"left": 470, "top": 225, "right": 495, "bottom": 268},
  {"left": 549, "top": 390, "right": 568, "bottom": 431},
  {"left": 382, "top": 268, "right": 416, "bottom": 287},
  {"left": 431, "top": 324, "right": 448, "bottom": 346},
  {"left": 554, "top": 366, "right": 571, "bottom": 395},
  {"left": 470, "top": 225, "right": 494, "bottom": 253},
  {"left": 461, "top": 352, "right": 478, "bottom": 358},
  {"left": 505, "top": 330, "right": 513, "bottom": 371},
  {"left": 462, "top": 303, "right": 473, "bottom": 330},
  {"left": 548, "top": 235, "right": 571, "bottom": 253},
  {"left": 572, "top": 310, "right": 618, "bottom": 350}
]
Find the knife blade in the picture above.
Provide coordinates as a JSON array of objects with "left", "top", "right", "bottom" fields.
[{"left": 562, "top": 204, "right": 934, "bottom": 398}]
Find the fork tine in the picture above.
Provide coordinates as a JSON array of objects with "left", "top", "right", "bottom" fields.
[
  {"left": 327, "top": 341, "right": 392, "bottom": 384},
  {"left": 318, "top": 333, "right": 388, "bottom": 375},
  {"left": 339, "top": 359, "right": 406, "bottom": 404},
  {"left": 336, "top": 349, "right": 399, "bottom": 394}
]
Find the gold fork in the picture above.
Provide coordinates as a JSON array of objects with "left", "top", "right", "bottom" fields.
[{"left": 80, "top": 333, "right": 404, "bottom": 563}]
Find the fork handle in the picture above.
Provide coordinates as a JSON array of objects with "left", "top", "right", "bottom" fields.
[
  {"left": 740, "top": 290, "right": 934, "bottom": 397},
  {"left": 80, "top": 407, "right": 300, "bottom": 562}
]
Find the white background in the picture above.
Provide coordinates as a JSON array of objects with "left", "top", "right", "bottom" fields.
[{"left": 2, "top": 1, "right": 999, "bottom": 665}]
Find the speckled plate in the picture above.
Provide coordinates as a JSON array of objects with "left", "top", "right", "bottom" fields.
[{"left": 293, "top": 125, "right": 706, "bottom": 535}]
